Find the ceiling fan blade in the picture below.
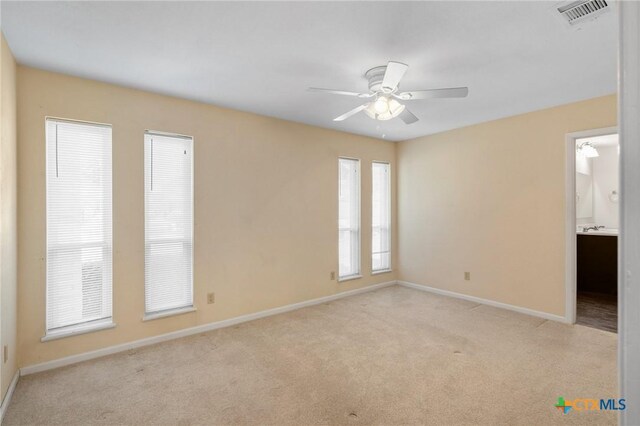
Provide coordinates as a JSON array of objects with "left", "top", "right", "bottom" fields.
[
  {"left": 397, "top": 87, "right": 469, "bottom": 100},
  {"left": 399, "top": 108, "right": 419, "bottom": 125},
  {"left": 382, "top": 61, "right": 408, "bottom": 91},
  {"left": 308, "top": 87, "right": 371, "bottom": 98},
  {"left": 333, "top": 104, "right": 368, "bottom": 122}
]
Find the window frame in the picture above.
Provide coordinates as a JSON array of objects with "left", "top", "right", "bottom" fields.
[
  {"left": 338, "top": 157, "right": 362, "bottom": 282},
  {"left": 143, "top": 130, "right": 195, "bottom": 320},
  {"left": 43, "top": 117, "right": 115, "bottom": 341},
  {"left": 371, "top": 161, "right": 392, "bottom": 274}
]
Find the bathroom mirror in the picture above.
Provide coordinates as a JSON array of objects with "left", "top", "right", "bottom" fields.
[
  {"left": 575, "top": 133, "right": 619, "bottom": 226},
  {"left": 576, "top": 172, "right": 594, "bottom": 219}
]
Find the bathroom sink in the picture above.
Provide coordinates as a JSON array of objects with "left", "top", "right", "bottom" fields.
[{"left": 577, "top": 227, "right": 618, "bottom": 236}]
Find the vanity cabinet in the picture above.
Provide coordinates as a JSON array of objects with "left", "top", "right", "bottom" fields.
[{"left": 577, "top": 234, "right": 618, "bottom": 295}]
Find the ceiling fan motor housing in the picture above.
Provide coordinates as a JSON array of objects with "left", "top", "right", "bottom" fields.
[{"left": 365, "top": 65, "right": 395, "bottom": 93}]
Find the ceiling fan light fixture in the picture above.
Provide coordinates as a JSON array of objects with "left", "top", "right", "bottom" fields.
[
  {"left": 365, "top": 97, "right": 405, "bottom": 121},
  {"left": 388, "top": 98, "right": 405, "bottom": 118},
  {"left": 374, "top": 97, "right": 390, "bottom": 113}
]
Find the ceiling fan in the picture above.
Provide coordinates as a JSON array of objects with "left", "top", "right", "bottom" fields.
[{"left": 308, "top": 61, "right": 468, "bottom": 124}]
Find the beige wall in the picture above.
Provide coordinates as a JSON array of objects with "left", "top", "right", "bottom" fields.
[
  {"left": 17, "top": 67, "right": 397, "bottom": 367},
  {"left": 397, "top": 95, "right": 617, "bottom": 317},
  {"left": 15, "top": 62, "right": 616, "bottom": 368},
  {"left": 1, "top": 34, "right": 18, "bottom": 399}
]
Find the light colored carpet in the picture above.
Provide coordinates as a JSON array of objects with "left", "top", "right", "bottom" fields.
[{"left": 5, "top": 285, "right": 617, "bottom": 425}]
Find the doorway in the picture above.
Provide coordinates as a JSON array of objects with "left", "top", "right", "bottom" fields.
[{"left": 565, "top": 127, "right": 619, "bottom": 332}]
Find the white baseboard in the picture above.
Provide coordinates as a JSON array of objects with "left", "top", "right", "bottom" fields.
[
  {"left": 21, "top": 280, "right": 396, "bottom": 376},
  {"left": 0, "top": 370, "right": 20, "bottom": 423},
  {"left": 397, "top": 280, "right": 568, "bottom": 323}
]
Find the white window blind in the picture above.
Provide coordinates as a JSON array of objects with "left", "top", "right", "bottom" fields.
[
  {"left": 372, "top": 162, "right": 391, "bottom": 272},
  {"left": 46, "top": 118, "right": 113, "bottom": 334},
  {"left": 338, "top": 158, "right": 360, "bottom": 279},
  {"left": 144, "top": 131, "right": 193, "bottom": 315}
]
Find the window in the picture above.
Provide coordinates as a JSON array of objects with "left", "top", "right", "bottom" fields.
[
  {"left": 372, "top": 162, "right": 391, "bottom": 272},
  {"left": 144, "top": 131, "right": 193, "bottom": 317},
  {"left": 338, "top": 158, "right": 360, "bottom": 280},
  {"left": 45, "top": 118, "right": 113, "bottom": 338}
]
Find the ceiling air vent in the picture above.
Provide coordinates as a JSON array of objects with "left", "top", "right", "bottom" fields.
[{"left": 556, "top": 0, "right": 611, "bottom": 27}]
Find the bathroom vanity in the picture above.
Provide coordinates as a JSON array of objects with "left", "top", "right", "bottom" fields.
[{"left": 577, "top": 231, "right": 618, "bottom": 295}]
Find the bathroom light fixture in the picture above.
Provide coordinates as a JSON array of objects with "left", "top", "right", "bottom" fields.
[{"left": 578, "top": 141, "right": 599, "bottom": 158}]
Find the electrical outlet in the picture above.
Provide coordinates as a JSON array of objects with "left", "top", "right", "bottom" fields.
[
  {"left": 207, "top": 292, "right": 215, "bottom": 304},
  {"left": 464, "top": 272, "right": 471, "bottom": 281},
  {"left": 3, "top": 345, "right": 8, "bottom": 363},
  {"left": 330, "top": 271, "right": 336, "bottom": 280}
]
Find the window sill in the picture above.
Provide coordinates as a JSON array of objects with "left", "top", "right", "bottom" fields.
[
  {"left": 338, "top": 274, "right": 363, "bottom": 283},
  {"left": 42, "top": 318, "right": 115, "bottom": 342},
  {"left": 372, "top": 269, "right": 393, "bottom": 275},
  {"left": 143, "top": 306, "right": 196, "bottom": 322}
]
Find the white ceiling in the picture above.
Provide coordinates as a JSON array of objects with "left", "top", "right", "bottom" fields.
[
  {"left": 578, "top": 133, "right": 619, "bottom": 147},
  {"left": 1, "top": 1, "right": 617, "bottom": 141}
]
